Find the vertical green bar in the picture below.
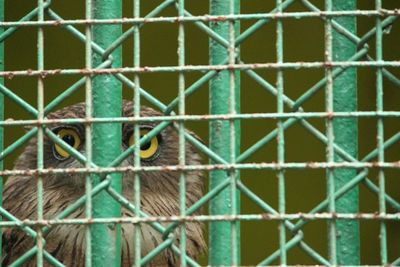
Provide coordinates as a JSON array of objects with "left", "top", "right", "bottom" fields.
[
  {"left": 209, "top": 0, "right": 240, "bottom": 265},
  {"left": 325, "top": 0, "right": 337, "bottom": 263},
  {"left": 36, "top": 0, "right": 45, "bottom": 265},
  {"left": 84, "top": 0, "right": 93, "bottom": 266},
  {"left": 177, "top": 0, "right": 188, "bottom": 266},
  {"left": 276, "top": 0, "right": 286, "bottom": 265},
  {"left": 332, "top": 0, "right": 360, "bottom": 264},
  {"left": 375, "top": 0, "right": 387, "bottom": 264},
  {"left": 132, "top": 0, "right": 142, "bottom": 265},
  {"left": 91, "top": 0, "right": 122, "bottom": 266},
  {"left": 0, "top": 0, "right": 3, "bottom": 261}
]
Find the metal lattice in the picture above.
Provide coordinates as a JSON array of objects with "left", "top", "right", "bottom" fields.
[{"left": 0, "top": 0, "right": 400, "bottom": 266}]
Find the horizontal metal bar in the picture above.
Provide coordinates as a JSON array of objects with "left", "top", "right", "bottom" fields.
[
  {"left": 227, "top": 266, "right": 400, "bottom": 267},
  {"left": 1, "top": 111, "right": 399, "bottom": 126},
  {"left": 1, "top": 10, "right": 399, "bottom": 28},
  {"left": 1, "top": 60, "right": 400, "bottom": 77},
  {"left": 1, "top": 91, "right": 399, "bottom": 143},
  {"left": 2, "top": 161, "right": 400, "bottom": 177},
  {"left": 0, "top": 212, "right": 400, "bottom": 227}
]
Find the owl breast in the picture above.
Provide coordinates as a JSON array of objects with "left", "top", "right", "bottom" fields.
[{"left": 2, "top": 170, "right": 205, "bottom": 266}]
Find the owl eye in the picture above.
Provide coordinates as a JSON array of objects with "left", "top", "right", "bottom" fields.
[
  {"left": 128, "top": 129, "right": 159, "bottom": 160},
  {"left": 54, "top": 128, "right": 81, "bottom": 160}
]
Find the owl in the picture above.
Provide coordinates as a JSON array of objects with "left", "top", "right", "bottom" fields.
[{"left": 2, "top": 101, "right": 206, "bottom": 266}]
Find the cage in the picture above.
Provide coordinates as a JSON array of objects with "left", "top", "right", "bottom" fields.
[{"left": 1, "top": 0, "right": 400, "bottom": 266}]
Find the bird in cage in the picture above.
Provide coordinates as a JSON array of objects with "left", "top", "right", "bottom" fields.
[{"left": 2, "top": 101, "right": 206, "bottom": 267}]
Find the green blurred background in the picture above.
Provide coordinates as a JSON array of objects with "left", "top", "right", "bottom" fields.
[{"left": 4, "top": 0, "right": 400, "bottom": 265}]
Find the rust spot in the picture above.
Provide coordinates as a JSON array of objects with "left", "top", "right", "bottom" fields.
[
  {"left": 226, "top": 64, "right": 235, "bottom": 71},
  {"left": 324, "top": 62, "right": 333, "bottom": 68},
  {"left": 6, "top": 72, "right": 14, "bottom": 80},
  {"left": 326, "top": 111, "right": 334, "bottom": 120},
  {"left": 40, "top": 71, "right": 48, "bottom": 79},
  {"left": 54, "top": 20, "right": 61, "bottom": 27},
  {"left": 139, "top": 66, "right": 150, "bottom": 73},
  {"left": 79, "top": 68, "right": 90, "bottom": 75},
  {"left": 355, "top": 213, "right": 364, "bottom": 219},
  {"left": 53, "top": 69, "right": 62, "bottom": 75},
  {"left": 208, "top": 16, "right": 228, "bottom": 22},
  {"left": 371, "top": 161, "right": 380, "bottom": 168},
  {"left": 261, "top": 213, "right": 271, "bottom": 220},
  {"left": 373, "top": 211, "right": 380, "bottom": 219}
]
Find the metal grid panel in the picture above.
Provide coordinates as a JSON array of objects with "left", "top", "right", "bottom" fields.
[{"left": 0, "top": 0, "right": 399, "bottom": 266}]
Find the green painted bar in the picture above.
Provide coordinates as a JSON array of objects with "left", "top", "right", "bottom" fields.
[
  {"left": 132, "top": 0, "right": 142, "bottom": 265},
  {"left": 209, "top": 0, "right": 240, "bottom": 265},
  {"left": 276, "top": 0, "right": 286, "bottom": 265},
  {"left": 375, "top": 0, "right": 388, "bottom": 264},
  {"left": 332, "top": 0, "right": 360, "bottom": 265},
  {"left": 91, "top": 0, "right": 122, "bottom": 266},
  {"left": 36, "top": 0, "right": 45, "bottom": 265},
  {"left": 0, "top": 0, "right": 3, "bottom": 261},
  {"left": 177, "top": 0, "right": 188, "bottom": 266},
  {"left": 84, "top": 0, "right": 93, "bottom": 266}
]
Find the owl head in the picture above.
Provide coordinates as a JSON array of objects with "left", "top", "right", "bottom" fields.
[{"left": 14, "top": 101, "right": 203, "bottom": 191}]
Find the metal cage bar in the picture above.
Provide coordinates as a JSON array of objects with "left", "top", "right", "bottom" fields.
[
  {"left": 36, "top": 0, "right": 45, "bottom": 265},
  {"left": 324, "top": 0, "right": 337, "bottom": 264},
  {"left": 209, "top": 0, "right": 241, "bottom": 265},
  {"left": 84, "top": 0, "right": 93, "bottom": 266},
  {"left": 91, "top": 0, "right": 123, "bottom": 265},
  {"left": 132, "top": 0, "right": 142, "bottom": 265},
  {"left": 375, "top": 0, "right": 388, "bottom": 264},
  {"left": 276, "top": 0, "right": 286, "bottom": 265},
  {"left": 332, "top": 0, "right": 360, "bottom": 265},
  {"left": 178, "top": 0, "right": 188, "bottom": 266}
]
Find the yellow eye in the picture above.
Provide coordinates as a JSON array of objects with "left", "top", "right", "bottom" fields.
[
  {"left": 54, "top": 128, "right": 81, "bottom": 159},
  {"left": 128, "top": 129, "right": 159, "bottom": 160}
]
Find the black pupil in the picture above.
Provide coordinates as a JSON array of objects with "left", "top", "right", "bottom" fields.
[
  {"left": 62, "top": 134, "right": 75, "bottom": 147},
  {"left": 140, "top": 136, "right": 151, "bottom": 150}
]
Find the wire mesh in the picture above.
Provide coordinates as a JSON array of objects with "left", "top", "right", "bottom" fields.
[{"left": 0, "top": 0, "right": 400, "bottom": 266}]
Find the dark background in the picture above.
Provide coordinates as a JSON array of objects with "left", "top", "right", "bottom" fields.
[{"left": 4, "top": 0, "right": 400, "bottom": 265}]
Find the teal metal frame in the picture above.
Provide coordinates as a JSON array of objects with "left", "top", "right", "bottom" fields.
[
  {"left": 332, "top": 0, "right": 360, "bottom": 265},
  {"left": 209, "top": 0, "right": 241, "bottom": 265},
  {"left": 91, "top": 0, "right": 123, "bottom": 265},
  {"left": 0, "top": 0, "right": 399, "bottom": 266}
]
